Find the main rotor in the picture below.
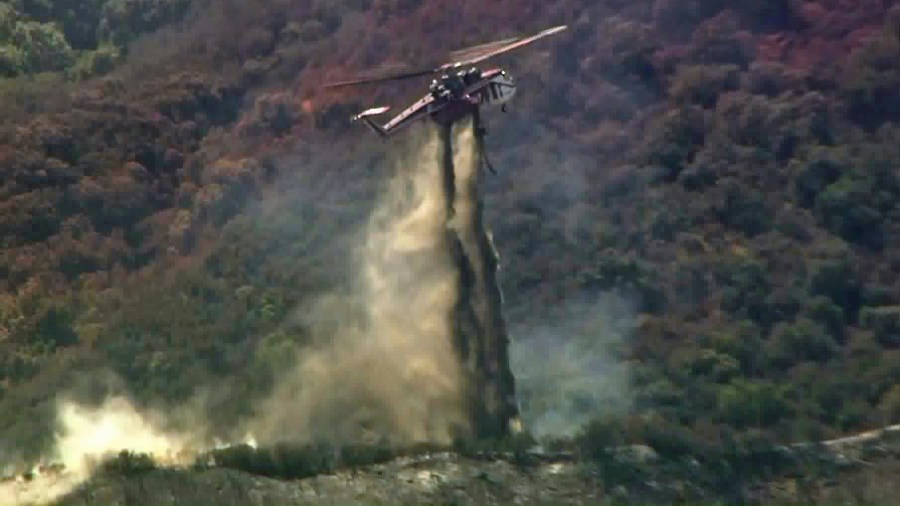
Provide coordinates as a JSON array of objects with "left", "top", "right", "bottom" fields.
[{"left": 323, "top": 25, "right": 567, "bottom": 90}]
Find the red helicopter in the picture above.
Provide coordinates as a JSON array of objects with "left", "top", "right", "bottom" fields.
[{"left": 323, "top": 25, "right": 568, "bottom": 141}]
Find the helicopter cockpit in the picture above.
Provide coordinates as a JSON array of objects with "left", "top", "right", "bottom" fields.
[{"left": 429, "top": 67, "right": 483, "bottom": 101}]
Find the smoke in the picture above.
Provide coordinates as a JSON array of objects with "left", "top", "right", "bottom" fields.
[
  {"left": 242, "top": 120, "right": 473, "bottom": 446},
  {"left": 479, "top": 113, "right": 639, "bottom": 439},
  {"left": 0, "top": 396, "right": 200, "bottom": 506},
  {"left": 54, "top": 397, "right": 197, "bottom": 472},
  {"left": 509, "top": 292, "right": 637, "bottom": 439}
]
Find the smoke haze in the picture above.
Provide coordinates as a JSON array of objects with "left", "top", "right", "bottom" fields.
[
  {"left": 509, "top": 292, "right": 636, "bottom": 438},
  {"left": 0, "top": 396, "right": 199, "bottom": 506}
]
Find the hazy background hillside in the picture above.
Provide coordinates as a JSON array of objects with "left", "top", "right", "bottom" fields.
[{"left": 1, "top": 0, "right": 899, "bottom": 470}]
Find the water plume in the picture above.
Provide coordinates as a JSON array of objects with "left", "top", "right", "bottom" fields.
[
  {"left": 245, "top": 113, "right": 521, "bottom": 444},
  {"left": 443, "top": 114, "right": 521, "bottom": 437},
  {"left": 244, "top": 120, "right": 472, "bottom": 445}
]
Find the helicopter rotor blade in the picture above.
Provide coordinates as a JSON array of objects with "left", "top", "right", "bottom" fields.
[
  {"left": 439, "top": 24, "right": 568, "bottom": 70},
  {"left": 323, "top": 67, "right": 438, "bottom": 89},
  {"left": 447, "top": 36, "right": 520, "bottom": 64},
  {"left": 321, "top": 25, "right": 568, "bottom": 89}
]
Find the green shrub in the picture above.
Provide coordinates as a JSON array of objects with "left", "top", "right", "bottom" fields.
[
  {"left": 576, "top": 415, "right": 628, "bottom": 461},
  {"left": 716, "top": 180, "right": 772, "bottom": 236},
  {"left": 670, "top": 64, "right": 740, "bottom": 108},
  {"left": 206, "top": 441, "right": 399, "bottom": 479},
  {"left": 809, "top": 258, "right": 862, "bottom": 310},
  {"left": 645, "top": 106, "right": 706, "bottom": 181},
  {"left": 840, "top": 27, "right": 900, "bottom": 129},
  {"left": 637, "top": 417, "right": 707, "bottom": 460},
  {"left": 716, "top": 380, "right": 790, "bottom": 428},
  {"left": 453, "top": 432, "right": 537, "bottom": 464},
  {"left": 766, "top": 318, "right": 838, "bottom": 367},
  {"left": 0, "top": 44, "right": 24, "bottom": 76},
  {"left": 685, "top": 348, "right": 740, "bottom": 383},
  {"left": 703, "top": 323, "right": 764, "bottom": 375},
  {"left": 33, "top": 304, "right": 79, "bottom": 348},
  {"left": 744, "top": 61, "right": 795, "bottom": 97},
  {"left": 338, "top": 442, "right": 395, "bottom": 468},
  {"left": 722, "top": 429, "right": 793, "bottom": 481},
  {"left": 99, "top": 450, "right": 157, "bottom": 477},
  {"left": 859, "top": 306, "right": 900, "bottom": 346},
  {"left": 205, "top": 443, "right": 328, "bottom": 479},
  {"left": 99, "top": 0, "right": 192, "bottom": 49},
  {"left": 678, "top": 162, "right": 718, "bottom": 191},
  {"left": 578, "top": 415, "right": 708, "bottom": 462},
  {"left": 581, "top": 253, "right": 667, "bottom": 313},
  {"left": 12, "top": 21, "right": 74, "bottom": 73},
  {"left": 810, "top": 150, "right": 900, "bottom": 250},
  {"left": 0, "top": 0, "right": 191, "bottom": 78},
  {"left": 802, "top": 296, "right": 846, "bottom": 343},
  {"left": 632, "top": 370, "right": 689, "bottom": 415},
  {"left": 735, "top": 0, "right": 802, "bottom": 31},
  {"left": 650, "top": 205, "right": 691, "bottom": 240},
  {"left": 837, "top": 399, "right": 869, "bottom": 431},
  {"left": 877, "top": 384, "right": 900, "bottom": 424},
  {"left": 816, "top": 174, "right": 884, "bottom": 249},
  {"left": 717, "top": 259, "right": 772, "bottom": 324},
  {"left": 808, "top": 259, "right": 862, "bottom": 321},
  {"left": 0, "top": 4, "right": 17, "bottom": 41},
  {"left": 67, "top": 42, "right": 119, "bottom": 79},
  {"left": 795, "top": 158, "right": 844, "bottom": 209},
  {"left": 862, "top": 284, "right": 898, "bottom": 307}
]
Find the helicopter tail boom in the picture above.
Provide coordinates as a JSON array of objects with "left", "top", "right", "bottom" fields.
[{"left": 352, "top": 106, "right": 391, "bottom": 137}]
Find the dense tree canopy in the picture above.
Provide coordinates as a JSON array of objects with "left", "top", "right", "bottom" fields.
[
  {"left": 0, "top": 0, "right": 189, "bottom": 78},
  {"left": 0, "top": 0, "right": 899, "bottom": 463}
]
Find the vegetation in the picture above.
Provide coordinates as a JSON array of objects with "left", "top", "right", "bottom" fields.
[
  {"left": 0, "top": 0, "right": 899, "bottom": 480},
  {"left": 0, "top": 0, "right": 190, "bottom": 79},
  {"left": 570, "top": 413, "right": 853, "bottom": 504},
  {"left": 197, "top": 435, "right": 538, "bottom": 480},
  {"left": 197, "top": 440, "right": 447, "bottom": 479},
  {"left": 98, "top": 450, "right": 158, "bottom": 477}
]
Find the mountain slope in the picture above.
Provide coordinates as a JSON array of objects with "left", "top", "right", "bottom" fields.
[{"left": 0, "top": 0, "right": 899, "bottom": 468}]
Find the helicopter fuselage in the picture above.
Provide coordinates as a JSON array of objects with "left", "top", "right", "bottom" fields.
[{"left": 353, "top": 67, "right": 516, "bottom": 136}]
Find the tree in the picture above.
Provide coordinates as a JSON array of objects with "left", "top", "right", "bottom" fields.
[
  {"left": 877, "top": 384, "right": 900, "bottom": 424},
  {"left": 0, "top": 3, "right": 18, "bottom": 41},
  {"left": 12, "top": 21, "right": 74, "bottom": 73},
  {"left": 766, "top": 318, "right": 838, "bottom": 368},
  {"left": 716, "top": 380, "right": 789, "bottom": 428},
  {"left": 0, "top": 44, "right": 24, "bottom": 76}
]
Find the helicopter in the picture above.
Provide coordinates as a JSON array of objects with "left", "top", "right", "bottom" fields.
[{"left": 323, "top": 25, "right": 568, "bottom": 167}]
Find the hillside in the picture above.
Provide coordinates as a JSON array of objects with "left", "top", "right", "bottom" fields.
[
  {"left": 42, "top": 424, "right": 900, "bottom": 506},
  {"left": 1, "top": 0, "right": 899, "bottom": 491}
]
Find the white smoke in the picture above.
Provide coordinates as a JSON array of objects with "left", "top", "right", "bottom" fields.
[
  {"left": 0, "top": 396, "right": 199, "bottom": 506},
  {"left": 54, "top": 397, "right": 197, "bottom": 472},
  {"left": 510, "top": 292, "right": 636, "bottom": 438}
]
